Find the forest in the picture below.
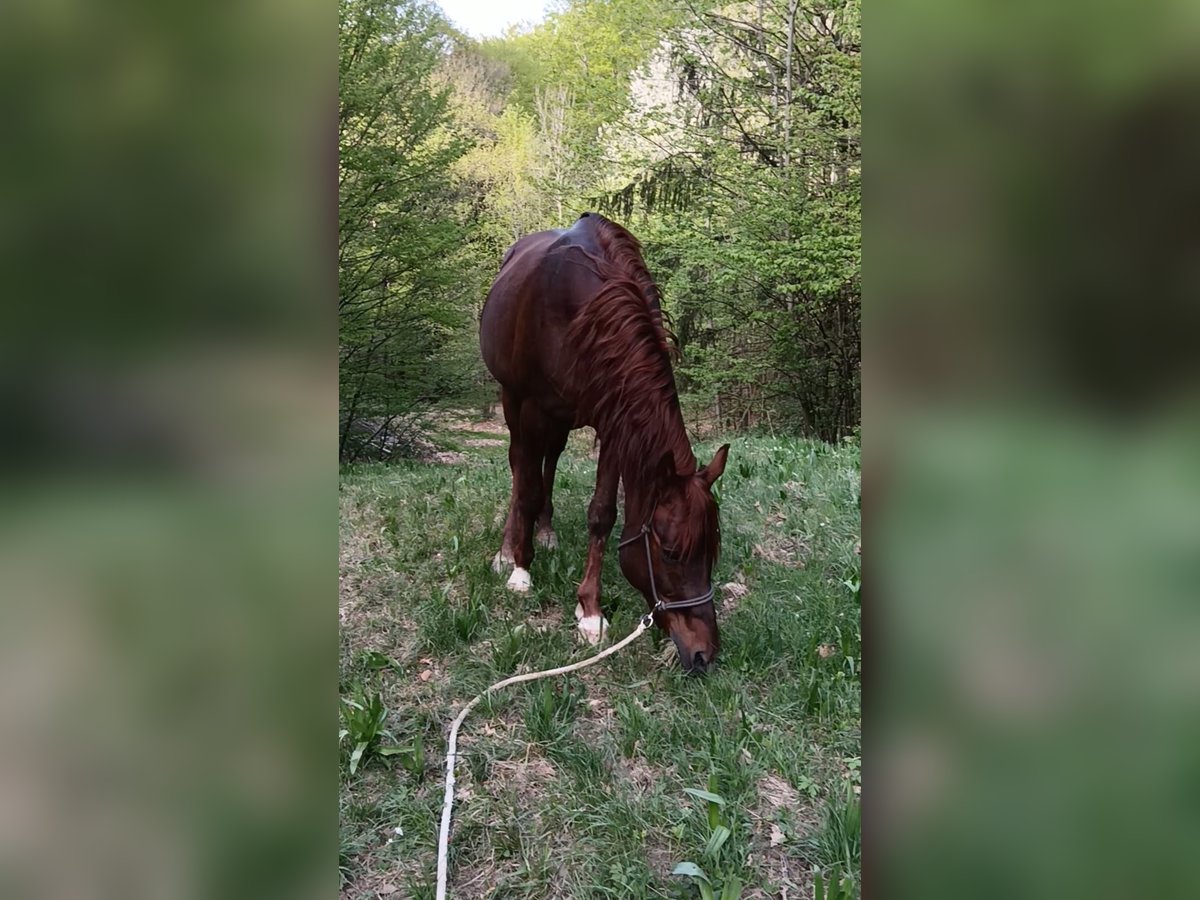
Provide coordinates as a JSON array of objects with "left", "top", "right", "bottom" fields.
[{"left": 339, "top": 0, "right": 860, "bottom": 461}]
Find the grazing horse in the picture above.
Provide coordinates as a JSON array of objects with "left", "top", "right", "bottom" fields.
[{"left": 479, "top": 212, "right": 729, "bottom": 674}]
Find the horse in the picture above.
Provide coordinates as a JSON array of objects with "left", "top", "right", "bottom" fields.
[{"left": 479, "top": 212, "right": 729, "bottom": 674}]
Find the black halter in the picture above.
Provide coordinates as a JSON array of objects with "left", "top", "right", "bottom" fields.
[{"left": 618, "top": 522, "right": 716, "bottom": 613}]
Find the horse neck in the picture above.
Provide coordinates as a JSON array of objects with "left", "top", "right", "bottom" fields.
[{"left": 567, "top": 268, "right": 693, "bottom": 506}]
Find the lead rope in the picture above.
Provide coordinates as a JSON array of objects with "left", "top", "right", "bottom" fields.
[{"left": 435, "top": 613, "right": 654, "bottom": 900}]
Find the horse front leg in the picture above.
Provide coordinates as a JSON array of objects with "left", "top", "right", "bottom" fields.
[{"left": 575, "top": 444, "right": 618, "bottom": 644}]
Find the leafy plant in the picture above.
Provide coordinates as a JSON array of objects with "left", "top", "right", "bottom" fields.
[
  {"left": 813, "top": 869, "right": 857, "bottom": 900},
  {"left": 359, "top": 650, "right": 403, "bottom": 672},
  {"left": 672, "top": 861, "right": 742, "bottom": 900},
  {"left": 491, "top": 625, "right": 526, "bottom": 674},
  {"left": 674, "top": 776, "right": 743, "bottom": 899},
  {"left": 339, "top": 686, "right": 426, "bottom": 777},
  {"left": 453, "top": 593, "right": 488, "bottom": 643},
  {"left": 381, "top": 730, "right": 426, "bottom": 780},
  {"left": 842, "top": 571, "right": 860, "bottom": 605},
  {"left": 340, "top": 686, "right": 389, "bottom": 776},
  {"left": 843, "top": 756, "right": 861, "bottom": 791}
]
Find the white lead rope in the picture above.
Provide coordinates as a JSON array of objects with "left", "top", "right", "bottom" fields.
[{"left": 435, "top": 614, "right": 654, "bottom": 900}]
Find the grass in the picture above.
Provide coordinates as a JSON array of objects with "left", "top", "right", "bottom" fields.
[{"left": 339, "top": 421, "right": 860, "bottom": 898}]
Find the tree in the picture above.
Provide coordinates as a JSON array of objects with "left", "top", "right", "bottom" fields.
[
  {"left": 337, "top": 0, "right": 861, "bottom": 456},
  {"left": 595, "top": 0, "right": 861, "bottom": 439},
  {"left": 338, "top": 0, "right": 472, "bottom": 459}
]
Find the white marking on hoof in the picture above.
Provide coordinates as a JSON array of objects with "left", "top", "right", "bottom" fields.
[
  {"left": 492, "top": 549, "right": 514, "bottom": 574},
  {"left": 506, "top": 567, "right": 531, "bottom": 593},
  {"left": 576, "top": 614, "right": 608, "bottom": 645},
  {"left": 536, "top": 528, "right": 558, "bottom": 549}
]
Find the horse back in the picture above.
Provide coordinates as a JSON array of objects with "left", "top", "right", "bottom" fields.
[
  {"left": 480, "top": 215, "right": 657, "bottom": 420},
  {"left": 480, "top": 225, "right": 604, "bottom": 401}
]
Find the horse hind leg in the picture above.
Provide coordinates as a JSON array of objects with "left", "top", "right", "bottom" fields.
[
  {"left": 535, "top": 420, "right": 570, "bottom": 549},
  {"left": 492, "top": 494, "right": 516, "bottom": 573},
  {"left": 504, "top": 440, "right": 535, "bottom": 593},
  {"left": 493, "top": 390, "right": 519, "bottom": 575},
  {"left": 535, "top": 527, "right": 557, "bottom": 549},
  {"left": 505, "top": 398, "right": 548, "bottom": 593}
]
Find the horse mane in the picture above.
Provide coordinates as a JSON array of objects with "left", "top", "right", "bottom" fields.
[
  {"left": 683, "top": 476, "right": 722, "bottom": 562},
  {"left": 588, "top": 216, "right": 678, "bottom": 355},
  {"left": 592, "top": 217, "right": 660, "bottom": 301},
  {"left": 566, "top": 217, "right": 720, "bottom": 559}
]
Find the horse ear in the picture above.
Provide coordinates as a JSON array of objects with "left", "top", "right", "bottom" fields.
[{"left": 699, "top": 444, "right": 730, "bottom": 488}]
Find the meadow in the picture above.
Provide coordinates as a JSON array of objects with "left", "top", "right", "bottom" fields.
[{"left": 339, "top": 421, "right": 861, "bottom": 899}]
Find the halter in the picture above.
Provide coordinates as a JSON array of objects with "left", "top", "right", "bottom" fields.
[{"left": 617, "top": 522, "right": 716, "bottom": 613}]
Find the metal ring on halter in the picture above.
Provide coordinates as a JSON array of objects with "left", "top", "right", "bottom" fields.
[{"left": 618, "top": 522, "right": 715, "bottom": 614}]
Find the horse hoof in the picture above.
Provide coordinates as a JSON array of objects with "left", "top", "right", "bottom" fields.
[
  {"left": 536, "top": 528, "right": 558, "bottom": 549},
  {"left": 574, "top": 603, "right": 608, "bottom": 644},
  {"left": 576, "top": 614, "right": 608, "bottom": 645},
  {"left": 492, "top": 550, "right": 513, "bottom": 574},
  {"left": 506, "top": 567, "right": 531, "bottom": 592}
]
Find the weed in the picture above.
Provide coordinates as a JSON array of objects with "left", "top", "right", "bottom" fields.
[
  {"left": 807, "top": 788, "right": 861, "bottom": 878},
  {"left": 813, "top": 868, "right": 857, "bottom": 900},
  {"left": 491, "top": 623, "right": 527, "bottom": 674},
  {"left": 340, "top": 686, "right": 389, "bottom": 776},
  {"left": 672, "top": 861, "right": 744, "bottom": 900},
  {"left": 339, "top": 685, "right": 426, "bottom": 778},
  {"left": 524, "top": 679, "right": 584, "bottom": 744},
  {"left": 673, "top": 776, "right": 744, "bottom": 899},
  {"left": 359, "top": 650, "right": 403, "bottom": 672},
  {"left": 390, "top": 730, "right": 426, "bottom": 780}
]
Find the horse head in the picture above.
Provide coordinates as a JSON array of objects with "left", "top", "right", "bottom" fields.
[{"left": 619, "top": 444, "right": 729, "bottom": 674}]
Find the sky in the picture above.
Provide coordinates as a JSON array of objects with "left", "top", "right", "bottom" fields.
[{"left": 437, "top": 0, "right": 551, "bottom": 38}]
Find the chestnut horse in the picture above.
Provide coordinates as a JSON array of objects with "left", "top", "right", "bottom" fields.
[{"left": 480, "top": 212, "right": 729, "bottom": 674}]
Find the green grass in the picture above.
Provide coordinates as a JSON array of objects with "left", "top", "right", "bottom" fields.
[{"left": 339, "top": 424, "right": 860, "bottom": 898}]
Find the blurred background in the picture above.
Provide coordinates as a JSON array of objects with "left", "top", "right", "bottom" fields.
[
  {"left": 0, "top": 0, "right": 1197, "bottom": 897},
  {"left": 872, "top": 0, "right": 1200, "bottom": 897},
  {"left": 0, "top": 0, "right": 332, "bottom": 898}
]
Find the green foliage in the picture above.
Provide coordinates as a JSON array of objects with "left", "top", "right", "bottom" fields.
[
  {"left": 491, "top": 624, "right": 528, "bottom": 674},
  {"left": 487, "top": 0, "right": 678, "bottom": 151},
  {"left": 339, "top": 685, "right": 388, "bottom": 775},
  {"left": 524, "top": 679, "right": 583, "bottom": 746},
  {"left": 671, "top": 861, "right": 710, "bottom": 898}
]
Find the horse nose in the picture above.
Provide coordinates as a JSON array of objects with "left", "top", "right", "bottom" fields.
[{"left": 691, "top": 650, "right": 709, "bottom": 674}]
